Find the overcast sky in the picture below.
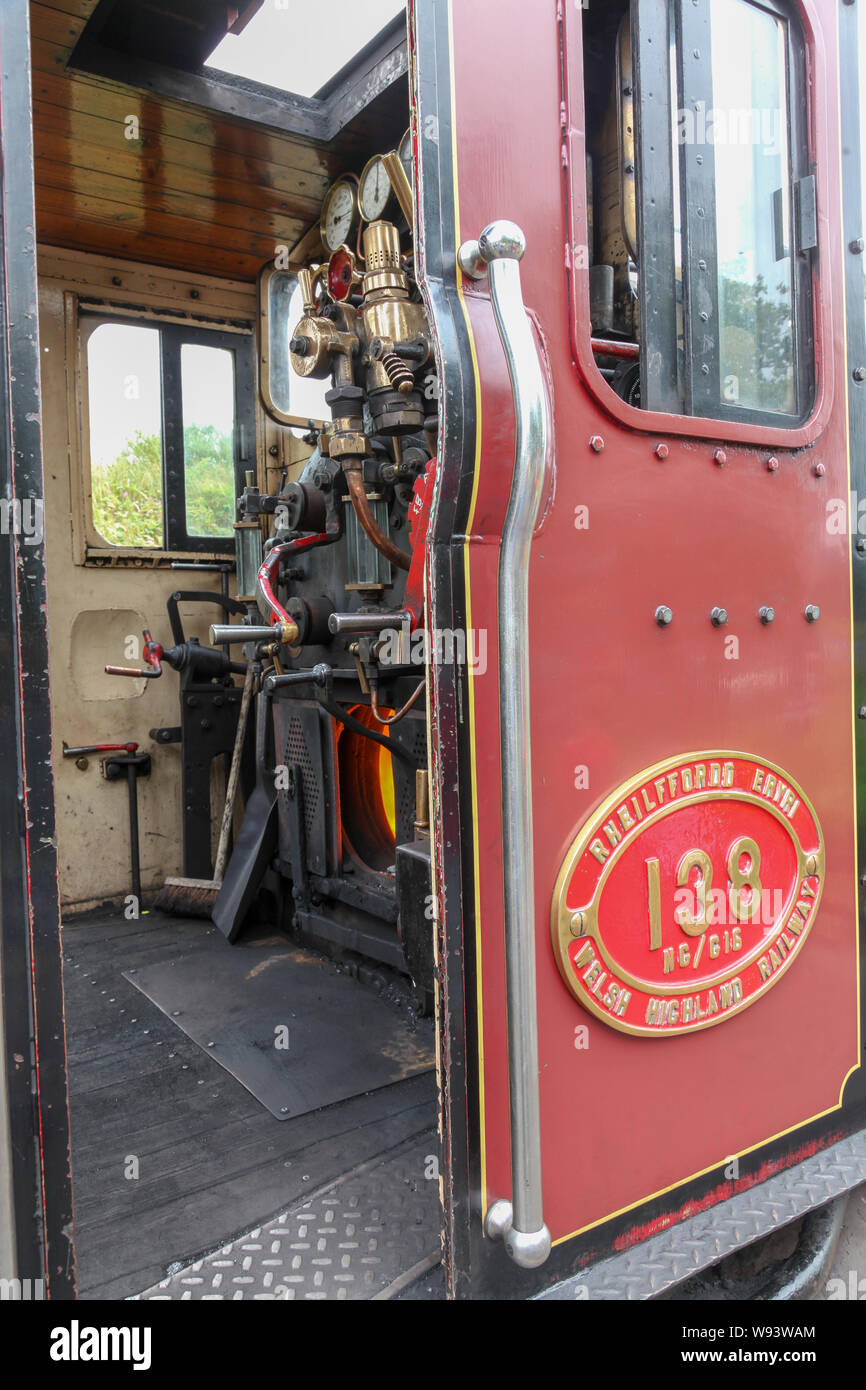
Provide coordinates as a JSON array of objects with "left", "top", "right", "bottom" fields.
[{"left": 207, "top": 0, "right": 405, "bottom": 97}]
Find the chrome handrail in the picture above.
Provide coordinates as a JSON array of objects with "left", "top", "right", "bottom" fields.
[{"left": 458, "top": 222, "right": 552, "bottom": 1269}]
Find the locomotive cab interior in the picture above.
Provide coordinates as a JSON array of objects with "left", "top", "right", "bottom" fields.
[
  {"left": 34, "top": 0, "right": 444, "bottom": 1300},
  {"left": 12, "top": 0, "right": 863, "bottom": 1306}
]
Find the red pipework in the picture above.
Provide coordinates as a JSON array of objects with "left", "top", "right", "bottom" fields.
[
  {"left": 590, "top": 338, "right": 640, "bottom": 360},
  {"left": 104, "top": 629, "right": 164, "bottom": 680},
  {"left": 256, "top": 532, "right": 332, "bottom": 628},
  {"left": 62, "top": 741, "right": 139, "bottom": 757},
  {"left": 403, "top": 459, "right": 436, "bottom": 628}
]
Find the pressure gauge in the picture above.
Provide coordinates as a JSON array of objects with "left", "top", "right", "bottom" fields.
[
  {"left": 320, "top": 178, "right": 358, "bottom": 254},
  {"left": 358, "top": 154, "right": 392, "bottom": 222},
  {"left": 398, "top": 128, "right": 412, "bottom": 182}
]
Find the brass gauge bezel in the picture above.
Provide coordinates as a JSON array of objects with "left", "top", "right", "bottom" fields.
[
  {"left": 398, "top": 127, "right": 412, "bottom": 181},
  {"left": 358, "top": 154, "right": 393, "bottom": 222},
  {"left": 319, "top": 177, "right": 359, "bottom": 254}
]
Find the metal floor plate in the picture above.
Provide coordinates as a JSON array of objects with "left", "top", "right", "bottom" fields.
[
  {"left": 537, "top": 1128, "right": 866, "bottom": 1300},
  {"left": 132, "top": 1134, "right": 442, "bottom": 1300},
  {"left": 124, "top": 942, "right": 433, "bottom": 1120}
]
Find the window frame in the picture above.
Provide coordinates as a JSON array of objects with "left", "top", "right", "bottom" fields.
[
  {"left": 80, "top": 309, "right": 256, "bottom": 557},
  {"left": 563, "top": 0, "right": 830, "bottom": 448},
  {"left": 665, "top": 0, "right": 814, "bottom": 427},
  {"left": 257, "top": 262, "right": 329, "bottom": 432}
]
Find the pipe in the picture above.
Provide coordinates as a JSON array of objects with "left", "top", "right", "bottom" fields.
[
  {"left": 345, "top": 469, "right": 411, "bottom": 572},
  {"left": 126, "top": 761, "right": 141, "bottom": 904},
  {"left": 370, "top": 680, "right": 425, "bottom": 725},
  {"left": 255, "top": 530, "right": 339, "bottom": 637},
  {"left": 590, "top": 337, "right": 640, "bottom": 360},
  {"left": 328, "top": 610, "right": 412, "bottom": 635}
]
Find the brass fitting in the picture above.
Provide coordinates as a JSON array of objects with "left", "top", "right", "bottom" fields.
[{"left": 273, "top": 619, "right": 300, "bottom": 646}]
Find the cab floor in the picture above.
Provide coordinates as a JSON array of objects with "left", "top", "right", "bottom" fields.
[{"left": 62, "top": 906, "right": 438, "bottom": 1300}]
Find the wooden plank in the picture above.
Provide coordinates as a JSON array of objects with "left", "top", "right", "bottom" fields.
[
  {"left": 32, "top": 69, "right": 347, "bottom": 179},
  {"left": 38, "top": 246, "right": 255, "bottom": 315},
  {"left": 30, "top": 1, "right": 88, "bottom": 52},
  {"left": 33, "top": 101, "right": 332, "bottom": 205},
  {"left": 36, "top": 211, "right": 266, "bottom": 280},
  {"left": 35, "top": 181, "right": 299, "bottom": 258},
  {"left": 35, "top": 153, "right": 321, "bottom": 237},
  {"left": 73, "top": 1102, "right": 434, "bottom": 1297},
  {"left": 31, "top": 34, "right": 70, "bottom": 73},
  {"left": 31, "top": 0, "right": 100, "bottom": 21}
]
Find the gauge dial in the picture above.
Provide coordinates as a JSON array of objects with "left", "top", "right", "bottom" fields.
[
  {"left": 320, "top": 178, "right": 358, "bottom": 254},
  {"left": 358, "top": 155, "right": 392, "bottom": 222},
  {"left": 398, "top": 127, "right": 412, "bottom": 183}
]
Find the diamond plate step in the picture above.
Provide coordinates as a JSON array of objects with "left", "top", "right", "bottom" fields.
[
  {"left": 537, "top": 1128, "right": 866, "bottom": 1300},
  {"left": 132, "top": 1133, "right": 441, "bottom": 1301}
]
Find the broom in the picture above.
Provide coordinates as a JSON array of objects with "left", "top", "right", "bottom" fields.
[{"left": 154, "top": 661, "right": 255, "bottom": 917}]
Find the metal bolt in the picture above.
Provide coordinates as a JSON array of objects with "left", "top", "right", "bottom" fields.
[
  {"left": 713, "top": 449, "right": 726, "bottom": 466},
  {"left": 857, "top": 538, "right": 866, "bottom": 554},
  {"left": 710, "top": 607, "right": 728, "bottom": 627},
  {"left": 813, "top": 461, "right": 826, "bottom": 478},
  {"left": 759, "top": 607, "right": 775, "bottom": 625},
  {"left": 701, "top": 364, "right": 710, "bottom": 375},
  {"left": 850, "top": 238, "right": 865, "bottom": 254},
  {"left": 654, "top": 442, "right": 669, "bottom": 460},
  {"left": 767, "top": 455, "right": 780, "bottom": 472},
  {"left": 75, "top": 757, "right": 88, "bottom": 771},
  {"left": 655, "top": 605, "right": 674, "bottom": 627},
  {"left": 805, "top": 605, "right": 821, "bottom": 623},
  {"left": 854, "top": 367, "right": 866, "bottom": 383},
  {"left": 859, "top": 707, "right": 866, "bottom": 720},
  {"left": 589, "top": 435, "right": 605, "bottom": 453}
]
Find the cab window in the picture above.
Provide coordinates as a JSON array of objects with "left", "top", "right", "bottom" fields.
[
  {"left": 82, "top": 314, "right": 256, "bottom": 554},
  {"left": 582, "top": 0, "right": 814, "bottom": 426}
]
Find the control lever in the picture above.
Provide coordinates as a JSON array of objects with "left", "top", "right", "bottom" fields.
[
  {"left": 263, "top": 663, "right": 332, "bottom": 697},
  {"left": 105, "top": 629, "right": 163, "bottom": 679},
  {"left": 106, "top": 630, "right": 245, "bottom": 682}
]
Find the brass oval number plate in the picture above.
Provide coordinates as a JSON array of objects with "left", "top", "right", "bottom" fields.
[{"left": 550, "top": 753, "right": 824, "bottom": 1037}]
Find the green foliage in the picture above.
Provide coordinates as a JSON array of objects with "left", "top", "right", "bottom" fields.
[
  {"left": 92, "top": 430, "right": 163, "bottom": 548},
  {"left": 182, "top": 423, "right": 235, "bottom": 538},
  {"left": 719, "top": 273, "right": 794, "bottom": 413},
  {"left": 91, "top": 425, "right": 234, "bottom": 547}
]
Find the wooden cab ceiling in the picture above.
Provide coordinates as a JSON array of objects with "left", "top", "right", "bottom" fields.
[{"left": 31, "top": 0, "right": 409, "bottom": 281}]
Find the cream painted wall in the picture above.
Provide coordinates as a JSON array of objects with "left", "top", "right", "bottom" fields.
[{"left": 36, "top": 245, "right": 304, "bottom": 912}]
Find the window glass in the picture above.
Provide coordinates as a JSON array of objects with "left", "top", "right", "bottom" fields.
[
  {"left": 87, "top": 323, "right": 163, "bottom": 547},
  {"left": 181, "top": 344, "right": 236, "bottom": 538},
  {"left": 581, "top": 0, "right": 809, "bottom": 426},
  {"left": 710, "top": 0, "right": 794, "bottom": 414},
  {"left": 264, "top": 271, "right": 330, "bottom": 432}
]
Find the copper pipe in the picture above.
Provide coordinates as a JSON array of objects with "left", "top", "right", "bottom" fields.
[
  {"left": 371, "top": 680, "right": 425, "bottom": 725},
  {"left": 345, "top": 469, "right": 410, "bottom": 571}
]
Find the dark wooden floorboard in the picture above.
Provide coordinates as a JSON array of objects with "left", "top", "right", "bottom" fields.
[{"left": 63, "top": 907, "right": 438, "bottom": 1300}]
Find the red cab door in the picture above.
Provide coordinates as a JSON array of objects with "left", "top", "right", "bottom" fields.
[{"left": 413, "top": 0, "right": 866, "bottom": 1297}]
